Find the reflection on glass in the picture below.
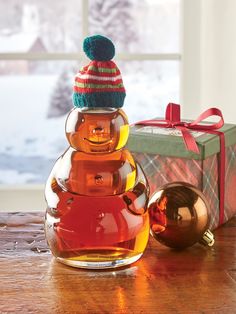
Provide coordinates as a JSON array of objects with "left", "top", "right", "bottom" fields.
[{"left": 149, "top": 195, "right": 167, "bottom": 233}]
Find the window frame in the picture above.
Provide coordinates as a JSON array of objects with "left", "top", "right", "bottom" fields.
[
  {"left": 181, "top": 0, "right": 202, "bottom": 119},
  {"left": 0, "top": 0, "right": 183, "bottom": 211}
]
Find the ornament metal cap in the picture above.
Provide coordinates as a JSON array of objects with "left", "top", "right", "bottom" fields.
[{"left": 199, "top": 229, "right": 215, "bottom": 247}]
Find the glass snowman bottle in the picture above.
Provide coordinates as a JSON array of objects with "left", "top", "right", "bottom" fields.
[{"left": 45, "top": 35, "right": 150, "bottom": 269}]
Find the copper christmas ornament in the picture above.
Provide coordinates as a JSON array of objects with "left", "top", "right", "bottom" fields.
[{"left": 148, "top": 182, "right": 213, "bottom": 249}]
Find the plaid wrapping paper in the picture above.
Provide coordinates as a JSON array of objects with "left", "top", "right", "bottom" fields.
[{"left": 133, "top": 142, "right": 236, "bottom": 230}]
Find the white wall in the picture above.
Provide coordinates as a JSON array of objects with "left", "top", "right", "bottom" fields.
[
  {"left": 182, "top": 0, "right": 236, "bottom": 123},
  {"left": 0, "top": 185, "right": 45, "bottom": 212}
]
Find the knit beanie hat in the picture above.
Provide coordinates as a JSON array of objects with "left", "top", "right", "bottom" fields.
[{"left": 73, "top": 35, "right": 126, "bottom": 108}]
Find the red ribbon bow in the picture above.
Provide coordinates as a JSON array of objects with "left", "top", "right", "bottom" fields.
[{"left": 135, "top": 103, "right": 225, "bottom": 225}]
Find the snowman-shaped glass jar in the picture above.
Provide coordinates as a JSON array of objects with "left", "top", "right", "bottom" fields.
[{"left": 45, "top": 36, "right": 149, "bottom": 269}]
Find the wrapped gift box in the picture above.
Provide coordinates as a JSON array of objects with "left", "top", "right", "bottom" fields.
[{"left": 127, "top": 105, "right": 236, "bottom": 230}]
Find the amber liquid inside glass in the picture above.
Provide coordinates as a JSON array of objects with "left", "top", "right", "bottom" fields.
[
  {"left": 66, "top": 107, "right": 129, "bottom": 153},
  {"left": 45, "top": 187, "right": 149, "bottom": 267},
  {"left": 45, "top": 109, "right": 149, "bottom": 269},
  {"left": 56, "top": 148, "right": 137, "bottom": 196}
]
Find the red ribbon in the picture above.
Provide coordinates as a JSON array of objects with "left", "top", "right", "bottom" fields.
[{"left": 134, "top": 103, "right": 225, "bottom": 225}]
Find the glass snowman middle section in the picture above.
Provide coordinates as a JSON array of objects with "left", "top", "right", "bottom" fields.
[{"left": 45, "top": 108, "right": 150, "bottom": 268}]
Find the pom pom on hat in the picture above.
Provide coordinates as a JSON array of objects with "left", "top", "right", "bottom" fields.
[
  {"left": 73, "top": 35, "right": 126, "bottom": 108},
  {"left": 83, "top": 35, "right": 115, "bottom": 61}
]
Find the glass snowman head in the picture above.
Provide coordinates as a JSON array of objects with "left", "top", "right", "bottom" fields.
[
  {"left": 66, "top": 35, "right": 128, "bottom": 153},
  {"left": 66, "top": 107, "right": 129, "bottom": 153}
]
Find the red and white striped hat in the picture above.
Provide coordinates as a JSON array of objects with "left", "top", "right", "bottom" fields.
[{"left": 73, "top": 35, "right": 126, "bottom": 108}]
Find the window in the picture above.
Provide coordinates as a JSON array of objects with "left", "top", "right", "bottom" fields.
[{"left": 0, "top": 0, "right": 180, "bottom": 186}]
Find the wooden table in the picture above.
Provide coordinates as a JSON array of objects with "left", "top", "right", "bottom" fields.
[{"left": 0, "top": 212, "right": 236, "bottom": 314}]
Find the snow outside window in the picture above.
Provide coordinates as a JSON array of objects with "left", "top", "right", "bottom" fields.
[{"left": 0, "top": 0, "right": 180, "bottom": 185}]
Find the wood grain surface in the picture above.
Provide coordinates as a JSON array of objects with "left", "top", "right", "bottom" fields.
[{"left": 0, "top": 212, "right": 236, "bottom": 314}]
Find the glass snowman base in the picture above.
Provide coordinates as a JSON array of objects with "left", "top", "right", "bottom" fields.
[
  {"left": 56, "top": 249, "right": 143, "bottom": 269},
  {"left": 45, "top": 191, "right": 149, "bottom": 269}
]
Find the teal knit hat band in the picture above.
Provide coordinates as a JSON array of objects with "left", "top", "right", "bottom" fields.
[{"left": 73, "top": 91, "right": 126, "bottom": 108}]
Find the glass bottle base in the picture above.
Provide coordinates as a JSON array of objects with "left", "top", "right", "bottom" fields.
[{"left": 55, "top": 248, "right": 143, "bottom": 269}]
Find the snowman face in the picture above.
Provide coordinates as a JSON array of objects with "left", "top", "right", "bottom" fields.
[{"left": 66, "top": 108, "right": 129, "bottom": 153}]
